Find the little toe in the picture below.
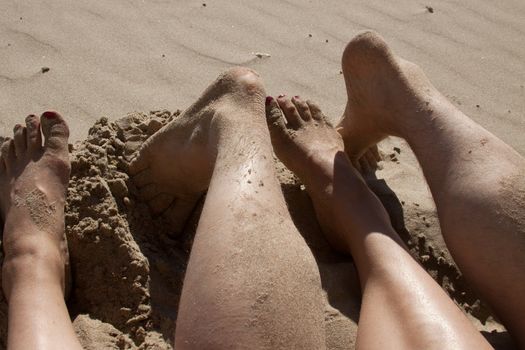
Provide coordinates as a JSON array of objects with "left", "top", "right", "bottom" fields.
[
  {"left": 306, "top": 100, "right": 329, "bottom": 124},
  {"left": 148, "top": 193, "right": 174, "bottom": 215},
  {"left": 25, "top": 114, "right": 43, "bottom": 152},
  {"left": 40, "top": 111, "right": 70, "bottom": 156},
  {"left": 13, "top": 124, "right": 27, "bottom": 158},
  {"left": 132, "top": 168, "right": 153, "bottom": 188},
  {"left": 163, "top": 196, "right": 200, "bottom": 235},
  {"left": 277, "top": 96, "right": 303, "bottom": 129},
  {"left": 291, "top": 96, "right": 312, "bottom": 122}
]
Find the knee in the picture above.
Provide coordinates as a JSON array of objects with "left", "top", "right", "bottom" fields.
[
  {"left": 218, "top": 67, "right": 265, "bottom": 97},
  {"left": 342, "top": 31, "right": 391, "bottom": 69}
]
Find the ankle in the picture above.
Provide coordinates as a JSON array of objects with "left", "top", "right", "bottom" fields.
[
  {"left": 3, "top": 253, "right": 65, "bottom": 300},
  {"left": 2, "top": 236, "right": 66, "bottom": 299}
]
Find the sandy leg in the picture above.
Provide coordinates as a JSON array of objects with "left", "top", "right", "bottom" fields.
[
  {"left": 266, "top": 95, "right": 491, "bottom": 349},
  {"left": 130, "top": 68, "right": 325, "bottom": 349},
  {"left": 0, "top": 112, "right": 81, "bottom": 349},
  {"left": 338, "top": 31, "right": 525, "bottom": 347}
]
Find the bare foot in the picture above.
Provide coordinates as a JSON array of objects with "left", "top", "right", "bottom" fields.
[
  {"left": 0, "top": 112, "right": 71, "bottom": 300},
  {"left": 265, "top": 95, "right": 356, "bottom": 251},
  {"left": 337, "top": 31, "right": 439, "bottom": 159},
  {"left": 129, "top": 67, "right": 265, "bottom": 234}
]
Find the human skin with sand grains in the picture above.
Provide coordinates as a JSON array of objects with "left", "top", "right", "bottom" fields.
[{"left": 0, "top": 31, "right": 524, "bottom": 349}]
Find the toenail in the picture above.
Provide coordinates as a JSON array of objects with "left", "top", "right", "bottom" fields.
[
  {"left": 42, "top": 111, "right": 58, "bottom": 119},
  {"left": 294, "top": 95, "right": 300, "bottom": 99},
  {"left": 265, "top": 96, "right": 274, "bottom": 105},
  {"left": 14, "top": 124, "right": 21, "bottom": 130},
  {"left": 278, "top": 94, "right": 286, "bottom": 98}
]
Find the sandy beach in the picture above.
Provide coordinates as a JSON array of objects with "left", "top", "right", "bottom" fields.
[{"left": 0, "top": 0, "right": 524, "bottom": 349}]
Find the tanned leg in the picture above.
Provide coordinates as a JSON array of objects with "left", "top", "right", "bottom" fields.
[
  {"left": 0, "top": 112, "right": 81, "bottom": 349},
  {"left": 266, "top": 95, "right": 491, "bottom": 349},
  {"left": 129, "top": 68, "right": 325, "bottom": 349},
  {"left": 338, "top": 31, "right": 525, "bottom": 347}
]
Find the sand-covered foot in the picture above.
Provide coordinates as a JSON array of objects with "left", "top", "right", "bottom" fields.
[
  {"left": 337, "top": 31, "right": 440, "bottom": 159},
  {"left": 129, "top": 67, "right": 265, "bottom": 234},
  {"left": 265, "top": 95, "right": 352, "bottom": 251},
  {"left": 0, "top": 112, "right": 71, "bottom": 300}
]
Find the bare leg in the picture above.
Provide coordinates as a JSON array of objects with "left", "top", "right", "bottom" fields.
[
  {"left": 129, "top": 68, "right": 325, "bottom": 349},
  {"left": 338, "top": 31, "right": 525, "bottom": 347},
  {"left": 266, "top": 95, "right": 491, "bottom": 349},
  {"left": 0, "top": 113, "right": 81, "bottom": 349}
]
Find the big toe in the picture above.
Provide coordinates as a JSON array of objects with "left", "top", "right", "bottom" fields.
[
  {"left": 265, "top": 96, "right": 288, "bottom": 139},
  {"left": 40, "top": 111, "right": 70, "bottom": 156}
]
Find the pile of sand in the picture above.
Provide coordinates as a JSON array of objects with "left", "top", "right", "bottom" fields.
[{"left": 0, "top": 112, "right": 515, "bottom": 349}]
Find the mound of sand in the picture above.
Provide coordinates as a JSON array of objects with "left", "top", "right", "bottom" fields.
[{"left": 0, "top": 112, "right": 515, "bottom": 349}]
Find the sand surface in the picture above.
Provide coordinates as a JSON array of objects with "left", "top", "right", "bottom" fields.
[
  {"left": 1, "top": 0, "right": 524, "bottom": 153},
  {"left": 0, "top": 0, "right": 524, "bottom": 349}
]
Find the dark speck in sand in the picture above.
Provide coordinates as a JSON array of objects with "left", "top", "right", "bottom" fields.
[
  {"left": 308, "top": 34, "right": 312, "bottom": 38},
  {"left": 41, "top": 67, "right": 50, "bottom": 73},
  {"left": 19, "top": 17, "right": 23, "bottom": 20},
  {"left": 202, "top": 3, "right": 206, "bottom": 7},
  {"left": 325, "top": 39, "right": 329, "bottom": 43},
  {"left": 425, "top": 6, "right": 434, "bottom": 13},
  {"left": 476, "top": 104, "right": 480, "bottom": 108},
  {"left": 162, "top": 54, "right": 165, "bottom": 58}
]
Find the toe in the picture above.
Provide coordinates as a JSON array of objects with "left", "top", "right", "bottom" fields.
[
  {"left": 0, "top": 139, "right": 15, "bottom": 171},
  {"left": 40, "top": 111, "right": 70, "bottom": 156},
  {"left": 132, "top": 168, "right": 153, "bottom": 188},
  {"left": 13, "top": 124, "right": 27, "bottom": 158},
  {"left": 291, "top": 96, "right": 312, "bottom": 122},
  {"left": 306, "top": 100, "right": 329, "bottom": 124},
  {"left": 25, "top": 114, "right": 43, "bottom": 152},
  {"left": 139, "top": 183, "right": 162, "bottom": 201},
  {"left": 163, "top": 196, "right": 200, "bottom": 235},
  {"left": 129, "top": 149, "right": 150, "bottom": 176},
  {"left": 148, "top": 193, "right": 174, "bottom": 215},
  {"left": 369, "top": 145, "right": 382, "bottom": 162},
  {"left": 359, "top": 156, "right": 372, "bottom": 175},
  {"left": 265, "top": 96, "right": 287, "bottom": 130},
  {"left": 363, "top": 149, "right": 378, "bottom": 170},
  {"left": 277, "top": 96, "right": 303, "bottom": 128}
]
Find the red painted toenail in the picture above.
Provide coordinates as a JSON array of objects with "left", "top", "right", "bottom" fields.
[
  {"left": 42, "top": 111, "right": 58, "bottom": 119},
  {"left": 294, "top": 95, "right": 300, "bottom": 99},
  {"left": 278, "top": 94, "right": 286, "bottom": 98},
  {"left": 265, "top": 96, "right": 273, "bottom": 105}
]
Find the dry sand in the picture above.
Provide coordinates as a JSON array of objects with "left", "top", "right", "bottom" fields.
[{"left": 0, "top": 0, "right": 524, "bottom": 349}]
